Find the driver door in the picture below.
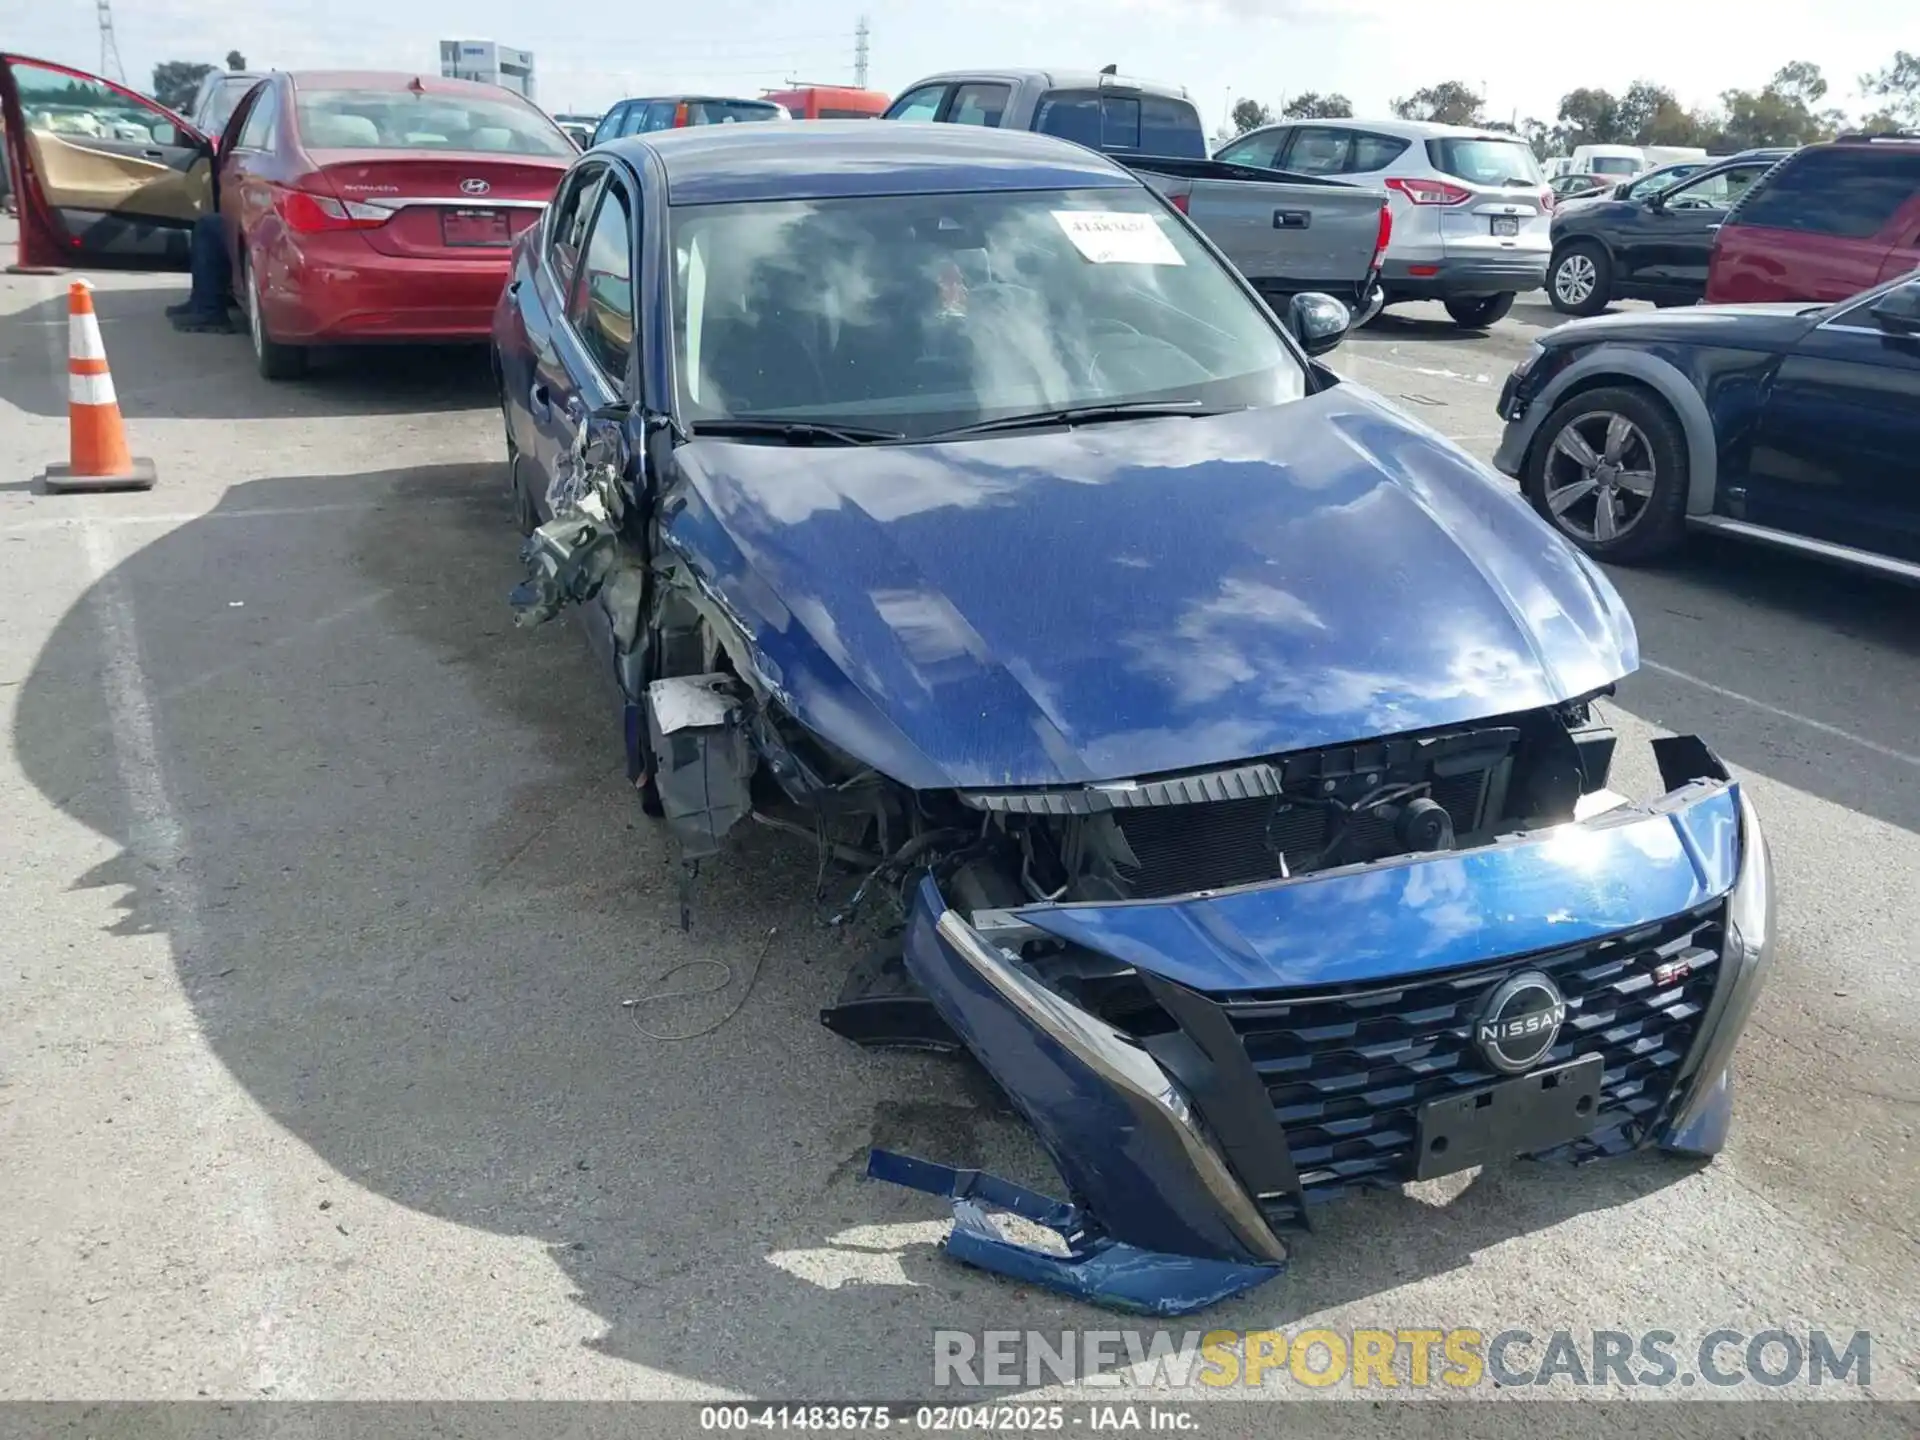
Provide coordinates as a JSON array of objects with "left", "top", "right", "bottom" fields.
[
  {"left": 1623, "top": 164, "right": 1764, "bottom": 297},
  {"left": 0, "top": 53, "right": 213, "bottom": 269}
]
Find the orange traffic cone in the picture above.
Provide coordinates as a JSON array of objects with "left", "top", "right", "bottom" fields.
[{"left": 36, "top": 280, "right": 156, "bottom": 494}]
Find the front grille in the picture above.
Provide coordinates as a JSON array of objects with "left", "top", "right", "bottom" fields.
[
  {"left": 1113, "top": 771, "right": 1490, "bottom": 898},
  {"left": 1206, "top": 906, "right": 1724, "bottom": 1229}
]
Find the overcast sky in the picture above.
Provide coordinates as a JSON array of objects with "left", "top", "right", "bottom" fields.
[{"left": 11, "top": 0, "right": 1904, "bottom": 129}]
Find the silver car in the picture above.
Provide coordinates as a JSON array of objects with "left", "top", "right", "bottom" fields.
[
  {"left": 185, "top": 69, "right": 270, "bottom": 140},
  {"left": 1217, "top": 117, "right": 1552, "bottom": 327}
]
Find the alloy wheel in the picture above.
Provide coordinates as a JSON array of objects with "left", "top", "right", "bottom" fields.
[
  {"left": 1554, "top": 254, "right": 1597, "bottom": 306},
  {"left": 1541, "top": 410, "right": 1657, "bottom": 543}
]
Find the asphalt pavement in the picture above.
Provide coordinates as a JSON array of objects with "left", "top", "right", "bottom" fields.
[{"left": 1, "top": 236, "right": 1915, "bottom": 1405}]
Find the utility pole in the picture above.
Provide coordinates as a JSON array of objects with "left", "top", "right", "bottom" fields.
[
  {"left": 97, "top": 0, "right": 126, "bottom": 83},
  {"left": 855, "top": 15, "right": 870, "bottom": 89}
]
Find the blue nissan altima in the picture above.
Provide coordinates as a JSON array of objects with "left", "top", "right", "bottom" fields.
[{"left": 490, "top": 121, "right": 1773, "bottom": 1316}]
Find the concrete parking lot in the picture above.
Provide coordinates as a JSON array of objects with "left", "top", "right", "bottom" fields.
[{"left": 2, "top": 225, "right": 1915, "bottom": 1403}]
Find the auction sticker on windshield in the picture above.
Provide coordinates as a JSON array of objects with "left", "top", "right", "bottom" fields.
[{"left": 1053, "top": 211, "right": 1185, "bottom": 265}]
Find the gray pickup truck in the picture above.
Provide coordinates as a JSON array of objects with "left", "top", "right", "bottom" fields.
[{"left": 883, "top": 68, "right": 1389, "bottom": 322}]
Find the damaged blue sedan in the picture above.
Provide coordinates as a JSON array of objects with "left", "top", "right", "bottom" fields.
[{"left": 490, "top": 122, "right": 1774, "bottom": 1316}]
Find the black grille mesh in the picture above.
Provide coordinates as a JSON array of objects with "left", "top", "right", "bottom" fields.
[
  {"left": 1112, "top": 772, "right": 1489, "bottom": 898},
  {"left": 1208, "top": 907, "right": 1725, "bottom": 1228}
]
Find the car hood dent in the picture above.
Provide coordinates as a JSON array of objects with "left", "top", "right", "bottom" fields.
[{"left": 666, "top": 388, "right": 1638, "bottom": 789}]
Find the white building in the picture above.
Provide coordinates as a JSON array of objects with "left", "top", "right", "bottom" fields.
[{"left": 438, "top": 41, "right": 536, "bottom": 102}]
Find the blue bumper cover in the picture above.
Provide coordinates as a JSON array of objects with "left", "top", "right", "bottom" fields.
[{"left": 875, "top": 759, "right": 1772, "bottom": 1315}]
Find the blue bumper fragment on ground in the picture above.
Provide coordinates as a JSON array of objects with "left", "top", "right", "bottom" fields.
[{"left": 867, "top": 1150, "right": 1284, "bottom": 1316}]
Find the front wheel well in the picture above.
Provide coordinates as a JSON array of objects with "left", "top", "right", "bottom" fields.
[{"left": 1525, "top": 373, "right": 1678, "bottom": 466}]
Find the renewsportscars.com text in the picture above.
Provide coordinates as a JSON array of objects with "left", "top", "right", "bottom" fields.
[{"left": 933, "top": 1327, "right": 1874, "bottom": 1392}]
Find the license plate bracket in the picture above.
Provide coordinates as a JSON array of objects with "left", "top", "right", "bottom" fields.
[
  {"left": 442, "top": 208, "right": 511, "bottom": 247},
  {"left": 1491, "top": 216, "right": 1520, "bottom": 237},
  {"left": 1413, "top": 1054, "right": 1604, "bottom": 1180}
]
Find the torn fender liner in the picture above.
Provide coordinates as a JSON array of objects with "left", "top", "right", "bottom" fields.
[
  {"left": 868, "top": 1151, "right": 1283, "bottom": 1317},
  {"left": 646, "top": 675, "right": 753, "bottom": 861}
]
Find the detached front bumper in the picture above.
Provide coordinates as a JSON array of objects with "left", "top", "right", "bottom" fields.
[{"left": 875, "top": 738, "right": 1774, "bottom": 1314}]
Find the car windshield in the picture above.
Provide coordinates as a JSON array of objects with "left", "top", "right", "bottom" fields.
[
  {"left": 293, "top": 88, "right": 573, "bottom": 155},
  {"left": 1428, "top": 137, "right": 1545, "bottom": 186},
  {"left": 667, "top": 187, "right": 1308, "bottom": 439}
]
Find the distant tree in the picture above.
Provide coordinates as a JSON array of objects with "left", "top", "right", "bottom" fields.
[
  {"left": 1229, "top": 97, "right": 1273, "bottom": 135},
  {"left": 1719, "top": 63, "right": 1846, "bottom": 149},
  {"left": 151, "top": 61, "right": 215, "bottom": 112},
  {"left": 226, "top": 51, "right": 248, "bottom": 71},
  {"left": 1519, "top": 116, "right": 1554, "bottom": 160},
  {"left": 1859, "top": 49, "right": 1920, "bottom": 127},
  {"left": 1390, "top": 80, "right": 1483, "bottom": 126},
  {"left": 1553, "top": 87, "right": 1627, "bottom": 149},
  {"left": 1770, "top": 60, "right": 1828, "bottom": 105},
  {"left": 1282, "top": 91, "right": 1353, "bottom": 119}
]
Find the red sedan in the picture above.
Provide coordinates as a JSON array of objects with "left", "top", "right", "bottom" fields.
[{"left": 0, "top": 55, "right": 574, "bottom": 378}]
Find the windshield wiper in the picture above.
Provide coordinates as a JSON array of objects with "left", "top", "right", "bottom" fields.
[
  {"left": 929, "top": 399, "right": 1237, "bottom": 439},
  {"left": 689, "top": 418, "right": 907, "bottom": 445}
]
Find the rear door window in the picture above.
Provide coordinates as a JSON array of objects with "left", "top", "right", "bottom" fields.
[
  {"left": 886, "top": 84, "right": 948, "bottom": 122},
  {"left": 1282, "top": 127, "right": 1351, "bottom": 175},
  {"left": 947, "top": 83, "right": 1011, "bottom": 127},
  {"left": 1732, "top": 146, "right": 1919, "bottom": 239},
  {"left": 1348, "top": 132, "right": 1411, "bottom": 173}
]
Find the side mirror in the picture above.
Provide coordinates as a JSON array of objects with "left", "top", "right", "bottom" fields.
[
  {"left": 1288, "top": 292, "right": 1351, "bottom": 357},
  {"left": 1868, "top": 283, "right": 1920, "bottom": 336}
]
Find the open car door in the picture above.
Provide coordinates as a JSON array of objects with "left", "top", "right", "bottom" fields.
[{"left": 0, "top": 53, "right": 212, "bottom": 271}]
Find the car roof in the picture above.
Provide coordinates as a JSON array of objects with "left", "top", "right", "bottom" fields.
[
  {"left": 611, "top": 119, "right": 1139, "bottom": 204},
  {"left": 901, "top": 68, "right": 1190, "bottom": 101},
  {"left": 284, "top": 70, "right": 526, "bottom": 100},
  {"left": 612, "top": 94, "right": 782, "bottom": 107},
  {"left": 1242, "top": 116, "right": 1524, "bottom": 141}
]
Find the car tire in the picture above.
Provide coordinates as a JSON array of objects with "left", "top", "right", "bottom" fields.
[
  {"left": 1443, "top": 293, "right": 1515, "bottom": 328},
  {"left": 240, "top": 250, "right": 307, "bottom": 382},
  {"left": 1523, "top": 384, "right": 1689, "bottom": 563},
  {"left": 1548, "top": 243, "right": 1612, "bottom": 317}
]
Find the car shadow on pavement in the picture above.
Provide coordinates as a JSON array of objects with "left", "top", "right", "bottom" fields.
[
  {"left": 12, "top": 463, "right": 1712, "bottom": 1396},
  {"left": 0, "top": 280, "right": 496, "bottom": 421},
  {"left": 1604, "top": 534, "right": 1920, "bottom": 836}
]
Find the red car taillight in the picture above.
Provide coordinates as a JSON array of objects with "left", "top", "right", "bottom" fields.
[
  {"left": 1384, "top": 176, "right": 1473, "bottom": 206},
  {"left": 1169, "top": 192, "right": 1190, "bottom": 215},
  {"left": 1372, "top": 201, "right": 1392, "bottom": 267},
  {"left": 1541, "top": 187, "right": 1556, "bottom": 212},
  {"left": 272, "top": 186, "right": 393, "bottom": 234}
]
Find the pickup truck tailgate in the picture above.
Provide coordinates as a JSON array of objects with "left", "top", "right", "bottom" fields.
[{"left": 1136, "top": 161, "right": 1387, "bottom": 294}]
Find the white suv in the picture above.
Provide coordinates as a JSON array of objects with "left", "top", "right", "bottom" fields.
[{"left": 1217, "top": 118, "right": 1553, "bottom": 327}]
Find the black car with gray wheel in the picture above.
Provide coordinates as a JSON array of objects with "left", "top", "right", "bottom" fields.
[
  {"left": 1545, "top": 155, "right": 1780, "bottom": 317},
  {"left": 1492, "top": 274, "right": 1920, "bottom": 581}
]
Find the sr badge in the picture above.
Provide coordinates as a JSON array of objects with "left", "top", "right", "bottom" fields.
[{"left": 1474, "top": 971, "right": 1567, "bottom": 1074}]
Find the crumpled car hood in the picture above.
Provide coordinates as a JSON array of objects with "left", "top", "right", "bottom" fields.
[{"left": 666, "top": 385, "right": 1638, "bottom": 790}]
